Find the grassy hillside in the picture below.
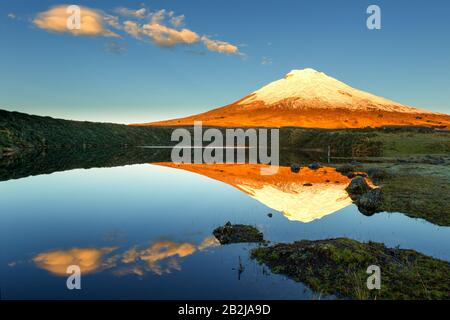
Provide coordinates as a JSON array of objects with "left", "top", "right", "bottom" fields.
[
  {"left": 0, "top": 109, "right": 172, "bottom": 153},
  {"left": 374, "top": 131, "right": 450, "bottom": 156},
  {"left": 281, "top": 126, "right": 450, "bottom": 157}
]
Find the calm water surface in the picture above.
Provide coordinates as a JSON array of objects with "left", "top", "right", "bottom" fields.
[{"left": 1, "top": 157, "right": 449, "bottom": 299}]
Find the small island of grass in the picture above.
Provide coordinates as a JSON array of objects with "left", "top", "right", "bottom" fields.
[
  {"left": 251, "top": 238, "right": 450, "bottom": 300},
  {"left": 213, "top": 222, "right": 264, "bottom": 244}
]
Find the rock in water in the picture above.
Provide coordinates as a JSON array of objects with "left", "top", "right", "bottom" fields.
[
  {"left": 290, "top": 164, "right": 301, "bottom": 173},
  {"left": 213, "top": 222, "right": 264, "bottom": 244},
  {"left": 346, "top": 176, "right": 371, "bottom": 196},
  {"left": 357, "top": 188, "right": 383, "bottom": 215}
]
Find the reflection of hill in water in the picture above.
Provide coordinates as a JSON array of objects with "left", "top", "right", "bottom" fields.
[
  {"left": 0, "top": 147, "right": 326, "bottom": 182},
  {"left": 0, "top": 147, "right": 172, "bottom": 182},
  {"left": 154, "top": 163, "right": 352, "bottom": 223}
]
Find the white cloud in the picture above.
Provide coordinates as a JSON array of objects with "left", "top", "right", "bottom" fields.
[
  {"left": 31, "top": 5, "right": 243, "bottom": 57},
  {"left": 121, "top": 9, "right": 199, "bottom": 47},
  {"left": 201, "top": 36, "right": 239, "bottom": 55},
  {"left": 170, "top": 15, "right": 185, "bottom": 27},
  {"left": 115, "top": 7, "right": 146, "bottom": 19},
  {"left": 33, "top": 5, "right": 119, "bottom": 37},
  {"left": 150, "top": 9, "right": 166, "bottom": 24},
  {"left": 123, "top": 20, "right": 142, "bottom": 39},
  {"left": 142, "top": 23, "right": 200, "bottom": 46},
  {"left": 8, "top": 13, "right": 16, "bottom": 19},
  {"left": 122, "top": 20, "right": 200, "bottom": 46},
  {"left": 104, "top": 15, "right": 121, "bottom": 30}
]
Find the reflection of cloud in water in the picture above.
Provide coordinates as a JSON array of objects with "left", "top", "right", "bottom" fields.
[
  {"left": 33, "top": 247, "right": 117, "bottom": 276},
  {"left": 198, "top": 236, "right": 221, "bottom": 251},
  {"left": 118, "top": 236, "right": 219, "bottom": 275},
  {"left": 32, "top": 236, "right": 219, "bottom": 277},
  {"left": 153, "top": 163, "right": 353, "bottom": 223},
  {"left": 121, "top": 241, "right": 197, "bottom": 275}
]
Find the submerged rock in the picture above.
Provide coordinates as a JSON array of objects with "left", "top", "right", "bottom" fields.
[
  {"left": 346, "top": 176, "right": 371, "bottom": 196},
  {"left": 251, "top": 238, "right": 450, "bottom": 300},
  {"left": 213, "top": 222, "right": 264, "bottom": 244},
  {"left": 290, "top": 164, "right": 301, "bottom": 173}
]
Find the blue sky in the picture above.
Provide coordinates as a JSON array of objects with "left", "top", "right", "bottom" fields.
[{"left": 1, "top": 0, "right": 449, "bottom": 123}]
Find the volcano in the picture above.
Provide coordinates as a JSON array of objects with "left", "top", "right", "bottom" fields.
[{"left": 137, "top": 68, "right": 450, "bottom": 129}]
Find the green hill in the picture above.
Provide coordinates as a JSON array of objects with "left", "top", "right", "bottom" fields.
[{"left": 0, "top": 109, "right": 172, "bottom": 154}]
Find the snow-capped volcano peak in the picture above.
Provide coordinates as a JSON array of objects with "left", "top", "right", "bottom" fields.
[
  {"left": 239, "top": 68, "right": 425, "bottom": 113},
  {"left": 139, "top": 67, "right": 450, "bottom": 129},
  {"left": 284, "top": 68, "right": 325, "bottom": 79}
]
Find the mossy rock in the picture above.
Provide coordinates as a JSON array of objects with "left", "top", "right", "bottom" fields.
[
  {"left": 346, "top": 176, "right": 372, "bottom": 196},
  {"left": 213, "top": 222, "right": 264, "bottom": 244},
  {"left": 356, "top": 188, "right": 383, "bottom": 216},
  {"left": 251, "top": 238, "right": 450, "bottom": 300}
]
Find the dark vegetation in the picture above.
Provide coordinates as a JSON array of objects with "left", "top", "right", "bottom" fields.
[
  {"left": 0, "top": 109, "right": 172, "bottom": 153},
  {"left": 213, "top": 222, "right": 264, "bottom": 244},
  {"left": 280, "top": 127, "right": 383, "bottom": 156},
  {"left": 251, "top": 238, "right": 450, "bottom": 300}
]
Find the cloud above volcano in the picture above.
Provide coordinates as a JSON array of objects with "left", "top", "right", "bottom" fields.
[{"left": 33, "top": 5, "right": 242, "bottom": 56}]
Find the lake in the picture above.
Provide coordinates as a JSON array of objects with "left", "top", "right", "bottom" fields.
[{"left": 1, "top": 148, "right": 449, "bottom": 299}]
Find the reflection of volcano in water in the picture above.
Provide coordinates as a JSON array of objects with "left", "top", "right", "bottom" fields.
[{"left": 154, "top": 163, "right": 352, "bottom": 223}]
